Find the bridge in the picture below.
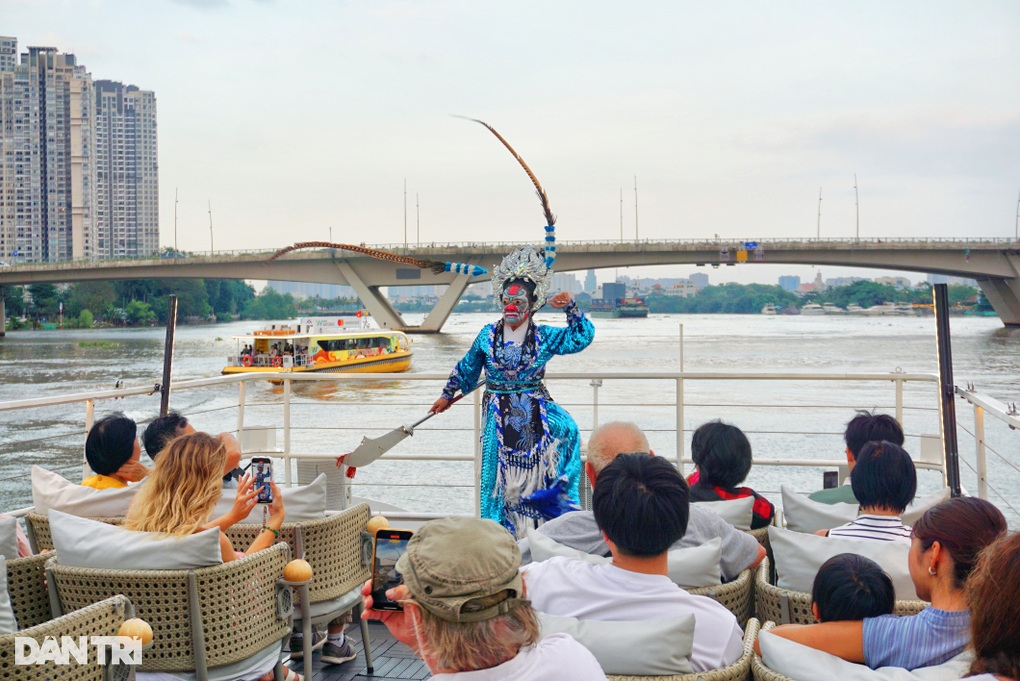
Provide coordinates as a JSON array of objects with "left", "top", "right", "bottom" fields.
[{"left": 1, "top": 237, "right": 1018, "bottom": 334}]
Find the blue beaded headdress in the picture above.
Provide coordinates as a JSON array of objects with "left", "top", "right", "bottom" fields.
[{"left": 491, "top": 245, "right": 552, "bottom": 310}]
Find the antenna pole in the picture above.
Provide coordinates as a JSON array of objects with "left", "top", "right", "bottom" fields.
[
  {"left": 854, "top": 173, "right": 860, "bottom": 241},
  {"left": 207, "top": 200, "right": 213, "bottom": 254},
  {"left": 817, "top": 187, "right": 822, "bottom": 240},
  {"left": 1015, "top": 188, "right": 1019, "bottom": 241},
  {"left": 619, "top": 188, "right": 624, "bottom": 242},
  {"left": 416, "top": 193, "right": 420, "bottom": 247},
  {"left": 403, "top": 179, "right": 408, "bottom": 249},
  {"left": 174, "top": 187, "right": 179, "bottom": 251},
  {"left": 634, "top": 176, "right": 639, "bottom": 241}
]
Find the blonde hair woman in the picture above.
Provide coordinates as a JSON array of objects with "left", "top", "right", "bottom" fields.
[{"left": 125, "top": 432, "right": 285, "bottom": 563}]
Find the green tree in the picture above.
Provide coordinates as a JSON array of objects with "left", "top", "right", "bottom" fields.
[
  {"left": 28, "top": 283, "right": 60, "bottom": 318},
  {"left": 125, "top": 300, "right": 156, "bottom": 326},
  {"left": 241, "top": 288, "right": 297, "bottom": 320},
  {"left": 67, "top": 309, "right": 95, "bottom": 329},
  {"left": 64, "top": 281, "right": 117, "bottom": 319},
  {"left": 1, "top": 286, "right": 26, "bottom": 317}
]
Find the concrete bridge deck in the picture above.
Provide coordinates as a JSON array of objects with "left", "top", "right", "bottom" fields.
[{"left": 2, "top": 237, "right": 1018, "bottom": 333}]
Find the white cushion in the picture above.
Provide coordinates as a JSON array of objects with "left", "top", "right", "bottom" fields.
[
  {"left": 49, "top": 510, "right": 223, "bottom": 569},
  {"left": 526, "top": 528, "right": 722, "bottom": 588},
  {"left": 0, "top": 561, "right": 17, "bottom": 634},
  {"left": 0, "top": 516, "right": 20, "bottom": 559},
  {"left": 31, "top": 466, "right": 140, "bottom": 517},
  {"left": 768, "top": 525, "right": 918, "bottom": 600},
  {"left": 781, "top": 485, "right": 952, "bottom": 534},
  {"left": 539, "top": 612, "right": 695, "bottom": 675},
  {"left": 210, "top": 473, "right": 327, "bottom": 523},
  {"left": 694, "top": 496, "right": 755, "bottom": 531},
  {"left": 759, "top": 630, "right": 972, "bottom": 681}
]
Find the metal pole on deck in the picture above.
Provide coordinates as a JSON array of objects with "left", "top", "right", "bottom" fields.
[
  {"left": 160, "top": 295, "right": 178, "bottom": 417},
  {"left": 933, "top": 284, "right": 962, "bottom": 497}
]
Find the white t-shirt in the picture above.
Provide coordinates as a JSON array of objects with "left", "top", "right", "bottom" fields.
[
  {"left": 430, "top": 633, "right": 607, "bottom": 680},
  {"left": 522, "top": 556, "right": 743, "bottom": 673}
]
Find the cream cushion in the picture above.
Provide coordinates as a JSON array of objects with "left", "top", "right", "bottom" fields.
[
  {"left": 49, "top": 510, "right": 223, "bottom": 569},
  {"left": 695, "top": 496, "right": 754, "bottom": 530},
  {"left": 539, "top": 612, "right": 695, "bottom": 675},
  {"left": 768, "top": 525, "right": 918, "bottom": 600},
  {"left": 759, "top": 630, "right": 972, "bottom": 681},
  {"left": 526, "top": 528, "right": 722, "bottom": 588},
  {"left": 0, "top": 561, "right": 17, "bottom": 634},
  {"left": 31, "top": 465, "right": 139, "bottom": 516},
  {"left": 781, "top": 485, "right": 951, "bottom": 534},
  {"left": 210, "top": 472, "right": 327, "bottom": 522},
  {"left": 0, "top": 516, "right": 20, "bottom": 559}
]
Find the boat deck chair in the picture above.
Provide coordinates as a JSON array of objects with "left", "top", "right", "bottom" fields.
[
  {"left": 688, "top": 567, "right": 755, "bottom": 627},
  {"left": 6, "top": 550, "right": 54, "bottom": 630},
  {"left": 754, "top": 557, "right": 926, "bottom": 625},
  {"left": 751, "top": 621, "right": 795, "bottom": 681},
  {"left": 607, "top": 617, "right": 760, "bottom": 681},
  {"left": 225, "top": 502, "right": 373, "bottom": 673},
  {"left": 46, "top": 542, "right": 293, "bottom": 681},
  {"left": 0, "top": 594, "right": 132, "bottom": 681},
  {"left": 25, "top": 513, "right": 123, "bottom": 554}
]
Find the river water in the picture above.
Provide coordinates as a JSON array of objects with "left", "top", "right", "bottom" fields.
[{"left": 1, "top": 312, "right": 1018, "bottom": 527}]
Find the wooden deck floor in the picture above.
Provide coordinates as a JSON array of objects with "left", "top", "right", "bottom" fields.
[{"left": 285, "top": 621, "right": 429, "bottom": 681}]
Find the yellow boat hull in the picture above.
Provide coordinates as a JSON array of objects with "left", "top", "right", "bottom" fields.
[{"left": 222, "top": 351, "right": 412, "bottom": 376}]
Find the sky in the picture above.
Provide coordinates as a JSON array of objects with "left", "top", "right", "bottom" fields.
[{"left": 4, "top": 0, "right": 1019, "bottom": 286}]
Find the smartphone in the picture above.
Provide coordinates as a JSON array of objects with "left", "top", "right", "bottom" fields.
[
  {"left": 823, "top": 470, "right": 839, "bottom": 490},
  {"left": 371, "top": 529, "right": 414, "bottom": 611},
  {"left": 251, "top": 457, "right": 273, "bottom": 503}
]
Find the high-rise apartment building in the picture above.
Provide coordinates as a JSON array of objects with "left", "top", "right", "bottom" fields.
[
  {"left": 95, "top": 80, "right": 158, "bottom": 258},
  {"left": 0, "top": 36, "right": 156, "bottom": 263}
]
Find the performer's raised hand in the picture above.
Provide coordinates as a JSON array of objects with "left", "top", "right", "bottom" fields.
[
  {"left": 549, "top": 291, "right": 572, "bottom": 309},
  {"left": 430, "top": 397, "right": 451, "bottom": 414}
]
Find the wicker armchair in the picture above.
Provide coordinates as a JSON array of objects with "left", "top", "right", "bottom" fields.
[
  {"left": 754, "top": 557, "right": 927, "bottom": 625},
  {"left": 24, "top": 513, "right": 123, "bottom": 553},
  {"left": 47, "top": 542, "right": 293, "bottom": 681},
  {"left": 6, "top": 550, "right": 53, "bottom": 629},
  {"left": 607, "top": 617, "right": 760, "bottom": 681},
  {"left": 751, "top": 621, "right": 794, "bottom": 681},
  {"left": 224, "top": 503, "right": 373, "bottom": 672},
  {"left": 0, "top": 594, "right": 131, "bottom": 681},
  {"left": 688, "top": 567, "right": 754, "bottom": 627}
]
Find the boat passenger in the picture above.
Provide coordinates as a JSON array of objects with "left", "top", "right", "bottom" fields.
[
  {"left": 522, "top": 454, "right": 744, "bottom": 673},
  {"left": 809, "top": 411, "right": 904, "bottom": 505},
  {"left": 82, "top": 413, "right": 150, "bottom": 489},
  {"left": 142, "top": 411, "right": 245, "bottom": 488},
  {"left": 123, "top": 432, "right": 283, "bottom": 563},
  {"left": 761, "top": 497, "right": 1007, "bottom": 671},
  {"left": 361, "top": 516, "right": 607, "bottom": 680},
  {"left": 518, "top": 421, "right": 765, "bottom": 581},
  {"left": 966, "top": 532, "right": 1020, "bottom": 681},
  {"left": 811, "top": 553, "right": 895, "bottom": 622},
  {"left": 821, "top": 440, "right": 915, "bottom": 542},
  {"left": 686, "top": 420, "right": 776, "bottom": 529}
]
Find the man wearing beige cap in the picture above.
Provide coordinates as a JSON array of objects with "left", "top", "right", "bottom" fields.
[{"left": 361, "top": 516, "right": 606, "bottom": 680}]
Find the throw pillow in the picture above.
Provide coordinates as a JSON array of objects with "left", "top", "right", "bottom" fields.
[
  {"left": 210, "top": 472, "right": 327, "bottom": 523},
  {"left": 694, "top": 496, "right": 754, "bottom": 531},
  {"left": 31, "top": 466, "right": 139, "bottom": 517}
]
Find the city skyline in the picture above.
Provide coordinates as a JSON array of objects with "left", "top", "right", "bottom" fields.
[{"left": 2, "top": 1, "right": 1018, "bottom": 286}]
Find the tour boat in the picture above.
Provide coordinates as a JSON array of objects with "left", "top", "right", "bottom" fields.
[{"left": 222, "top": 317, "right": 413, "bottom": 375}]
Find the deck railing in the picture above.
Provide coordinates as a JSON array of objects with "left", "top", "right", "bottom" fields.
[{"left": 2, "top": 370, "right": 1018, "bottom": 527}]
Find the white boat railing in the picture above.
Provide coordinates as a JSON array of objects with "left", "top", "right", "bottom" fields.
[{"left": 1, "top": 370, "right": 1018, "bottom": 526}]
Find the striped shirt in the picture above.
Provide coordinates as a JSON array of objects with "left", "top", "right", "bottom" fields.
[
  {"left": 862, "top": 607, "right": 971, "bottom": 670},
  {"left": 827, "top": 513, "right": 912, "bottom": 543}
]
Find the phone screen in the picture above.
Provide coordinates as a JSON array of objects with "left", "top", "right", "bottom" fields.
[
  {"left": 372, "top": 530, "right": 412, "bottom": 611},
  {"left": 253, "top": 459, "right": 273, "bottom": 503}
]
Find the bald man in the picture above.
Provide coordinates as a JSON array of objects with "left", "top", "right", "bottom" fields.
[{"left": 518, "top": 421, "right": 765, "bottom": 581}]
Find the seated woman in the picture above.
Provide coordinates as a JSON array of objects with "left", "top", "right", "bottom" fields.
[
  {"left": 821, "top": 440, "right": 916, "bottom": 543},
  {"left": 811, "top": 553, "right": 894, "bottom": 622},
  {"left": 761, "top": 497, "right": 1008, "bottom": 671},
  {"left": 82, "top": 412, "right": 149, "bottom": 489},
  {"left": 123, "top": 432, "right": 284, "bottom": 563},
  {"left": 966, "top": 532, "right": 1020, "bottom": 681},
  {"left": 686, "top": 420, "right": 775, "bottom": 529}
]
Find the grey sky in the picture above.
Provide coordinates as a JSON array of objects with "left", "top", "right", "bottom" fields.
[{"left": 4, "top": 0, "right": 1019, "bottom": 284}]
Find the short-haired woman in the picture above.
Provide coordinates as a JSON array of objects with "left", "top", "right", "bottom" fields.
[
  {"left": 760, "top": 497, "right": 1008, "bottom": 671},
  {"left": 687, "top": 420, "right": 775, "bottom": 529},
  {"left": 966, "top": 532, "right": 1020, "bottom": 681}
]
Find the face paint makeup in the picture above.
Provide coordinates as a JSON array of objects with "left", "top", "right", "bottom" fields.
[{"left": 502, "top": 285, "right": 531, "bottom": 327}]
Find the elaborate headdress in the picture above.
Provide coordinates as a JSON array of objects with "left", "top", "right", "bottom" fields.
[{"left": 491, "top": 245, "right": 551, "bottom": 309}]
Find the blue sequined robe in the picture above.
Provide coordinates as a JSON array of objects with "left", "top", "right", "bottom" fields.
[{"left": 441, "top": 302, "right": 595, "bottom": 536}]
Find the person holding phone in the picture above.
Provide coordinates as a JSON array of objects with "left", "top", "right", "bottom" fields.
[
  {"left": 124, "top": 432, "right": 285, "bottom": 563},
  {"left": 430, "top": 246, "right": 595, "bottom": 538}
]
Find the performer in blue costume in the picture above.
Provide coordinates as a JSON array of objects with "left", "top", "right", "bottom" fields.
[{"left": 430, "top": 245, "right": 595, "bottom": 537}]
